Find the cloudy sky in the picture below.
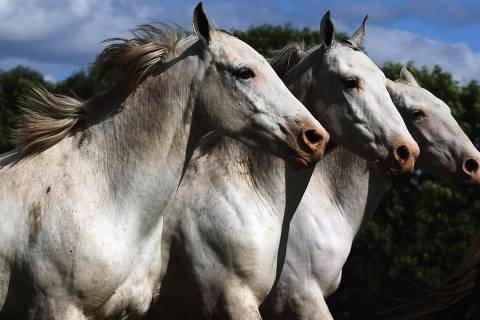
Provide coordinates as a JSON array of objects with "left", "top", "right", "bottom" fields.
[{"left": 1, "top": 0, "right": 479, "bottom": 84}]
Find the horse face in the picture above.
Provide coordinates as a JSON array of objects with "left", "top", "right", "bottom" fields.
[
  {"left": 193, "top": 3, "right": 328, "bottom": 169},
  {"left": 388, "top": 67, "right": 480, "bottom": 185},
  {"left": 306, "top": 12, "right": 419, "bottom": 176}
]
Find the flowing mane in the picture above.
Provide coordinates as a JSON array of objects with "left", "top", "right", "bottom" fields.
[
  {"left": 270, "top": 42, "right": 305, "bottom": 78},
  {"left": 270, "top": 39, "right": 362, "bottom": 78},
  {"left": 97, "top": 23, "right": 192, "bottom": 88},
  {"left": 11, "top": 85, "right": 84, "bottom": 161},
  {"left": 4, "top": 23, "right": 193, "bottom": 164}
]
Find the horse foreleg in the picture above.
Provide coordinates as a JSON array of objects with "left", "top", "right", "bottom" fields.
[
  {"left": 287, "top": 284, "right": 333, "bottom": 320},
  {"left": 212, "top": 286, "right": 262, "bottom": 320}
]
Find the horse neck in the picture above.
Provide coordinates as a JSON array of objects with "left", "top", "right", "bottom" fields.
[
  {"left": 245, "top": 146, "right": 315, "bottom": 222},
  {"left": 87, "top": 57, "right": 207, "bottom": 216},
  {"left": 307, "top": 146, "right": 392, "bottom": 236},
  {"left": 307, "top": 148, "right": 371, "bottom": 233}
]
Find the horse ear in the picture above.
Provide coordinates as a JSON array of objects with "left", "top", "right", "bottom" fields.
[
  {"left": 193, "top": 2, "right": 215, "bottom": 45},
  {"left": 400, "top": 66, "right": 420, "bottom": 87},
  {"left": 320, "top": 11, "right": 335, "bottom": 48},
  {"left": 350, "top": 15, "right": 368, "bottom": 47}
]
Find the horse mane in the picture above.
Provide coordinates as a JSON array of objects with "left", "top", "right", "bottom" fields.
[
  {"left": 391, "top": 229, "right": 480, "bottom": 319},
  {"left": 97, "top": 23, "right": 192, "bottom": 88},
  {"left": 270, "top": 39, "right": 362, "bottom": 79},
  {"left": 270, "top": 42, "right": 305, "bottom": 78},
  {"left": 7, "top": 23, "right": 192, "bottom": 163},
  {"left": 9, "top": 85, "right": 84, "bottom": 162}
]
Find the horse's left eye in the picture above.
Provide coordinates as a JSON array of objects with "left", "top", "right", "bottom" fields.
[
  {"left": 234, "top": 67, "right": 255, "bottom": 80},
  {"left": 412, "top": 109, "right": 427, "bottom": 120},
  {"left": 344, "top": 78, "right": 359, "bottom": 89}
]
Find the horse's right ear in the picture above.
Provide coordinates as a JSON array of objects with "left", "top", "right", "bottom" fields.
[
  {"left": 350, "top": 15, "right": 368, "bottom": 47},
  {"left": 400, "top": 66, "right": 420, "bottom": 87},
  {"left": 320, "top": 11, "right": 335, "bottom": 48},
  {"left": 193, "top": 2, "right": 215, "bottom": 45}
]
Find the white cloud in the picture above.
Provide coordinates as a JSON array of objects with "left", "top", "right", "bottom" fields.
[
  {"left": 43, "top": 74, "right": 57, "bottom": 83},
  {"left": 0, "top": 0, "right": 479, "bottom": 84},
  {"left": 365, "top": 26, "right": 480, "bottom": 84}
]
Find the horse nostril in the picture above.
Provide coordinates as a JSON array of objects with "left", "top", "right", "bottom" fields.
[
  {"left": 395, "top": 145, "right": 410, "bottom": 161},
  {"left": 464, "top": 159, "right": 479, "bottom": 173},
  {"left": 304, "top": 129, "right": 322, "bottom": 144}
]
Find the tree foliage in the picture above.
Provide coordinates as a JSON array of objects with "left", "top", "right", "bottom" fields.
[{"left": 0, "top": 24, "right": 479, "bottom": 319}]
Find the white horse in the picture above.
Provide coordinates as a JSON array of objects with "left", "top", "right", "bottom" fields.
[
  {"left": 260, "top": 67, "right": 480, "bottom": 320},
  {"left": 0, "top": 4, "right": 329, "bottom": 319},
  {"left": 150, "top": 13, "right": 419, "bottom": 320}
]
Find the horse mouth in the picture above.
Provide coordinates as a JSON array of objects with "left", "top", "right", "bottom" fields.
[
  {"left": 368, "top": 159, "right": 403, "bottom": 177},
  {"left": 285, "top": 138, "right": 321, "bottom": 170}
]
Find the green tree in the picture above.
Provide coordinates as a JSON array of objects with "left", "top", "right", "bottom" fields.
[
  {"left": 54, "top": 64, "right": 112, "bottom": 100},
  {"left": 54, "top": 69, "right": 95, "bottom": 100},
  {"left": 459, "top": 80, "right": 480, "bottom": 141}
]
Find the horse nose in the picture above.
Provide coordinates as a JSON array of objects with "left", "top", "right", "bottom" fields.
[
  {"left": 388, "top": 140, "right": 420, "bottom": 175},
  {"left": 462, "top": 157, "right": 480, "bottom": 183},
  {"left": 395, "top": 145, "right": 411, "bottom": 162},
  {"left": 305, "top": 129, "right": 323, "bottom": 144},
  {"left": 300, "top": 125, "right": 329, "bottom": 162}
]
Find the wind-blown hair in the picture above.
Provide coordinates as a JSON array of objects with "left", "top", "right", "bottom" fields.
[
  {"left": 270, "top": 42, "right": 305, "bottom": 78},
  {"left": 97, "top": 23, "right": 191, "bottom": 88},
  {"left": 7, "top": 23, "right": 192, "bottom": 163},
  {"left": 270, "top": 39, "right": 362, "bottom": 79},
  {"left": 11, "top": 85, "right": 84, "bottom": 161}
]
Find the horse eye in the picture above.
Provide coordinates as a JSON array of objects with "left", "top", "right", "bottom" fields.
[
  {"left": 234, "top": 67, "right": 255, "bottom": 80},
  {"left": 412, "top": 109, "right": 426, "bottom": 120},
  {"left": 344, "top": 78, "right": 358, "bottom": 89}
]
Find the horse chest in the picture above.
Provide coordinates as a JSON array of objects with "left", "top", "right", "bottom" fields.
[
  {"left": 175, "top": 182, "right": 284, "bottom": 298},
  {"left": 287, "top": 198, "right": 354, "bottom": 295}
]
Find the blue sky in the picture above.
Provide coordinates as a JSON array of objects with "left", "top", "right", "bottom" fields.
[{"left": 1, "top": 0, "right": 480, "bottom": 83}]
